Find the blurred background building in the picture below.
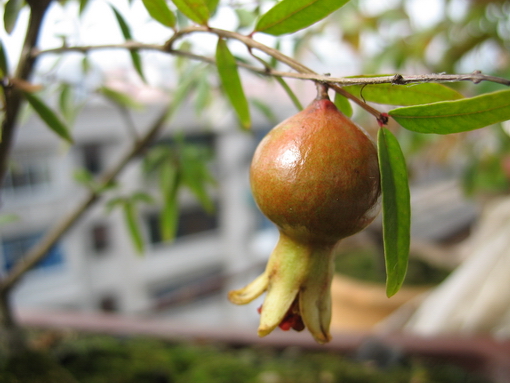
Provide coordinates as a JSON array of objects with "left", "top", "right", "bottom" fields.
[{"left": 0, "top": 88, "right": 297, "bottom": 329}]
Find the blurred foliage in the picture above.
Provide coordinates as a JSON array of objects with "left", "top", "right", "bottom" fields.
[
  {"left": 0, "top": 333, "right": 490, "bottom": 383},
  {"left": 334, "top": 246, "right": 451, "bottom": 286},
  {"left": 326, "top": 0, "right": 510, "bottom": 196}
]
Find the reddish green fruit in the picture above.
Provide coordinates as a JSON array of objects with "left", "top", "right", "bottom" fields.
[{"left": 229, "top": 84, "right": 381, "bottom": 343}]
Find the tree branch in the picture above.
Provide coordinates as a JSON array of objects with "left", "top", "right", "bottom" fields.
[
  {"left": 0, "top": 1, "right": 52, "bottom": 194},
  {"left": 34, "top": 42, "right": 510, "bottom": 87},
  {"left": 34, "top": 41, "right": 510, "bottom": 87}
]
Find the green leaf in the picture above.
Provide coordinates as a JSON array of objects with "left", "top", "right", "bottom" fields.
[
  {"left": 111, "top": 5, "right": 146, "bottom": 82},
  {"left": 105, "top": 196, "right": 125, "bottom": 213},
  {"left": 194, "top": 73, "right": 212, "bottom": 116},
  {"left": 255, "top": 0, "right": 350, "bottom": 36},
  {"left": 131, "top": 192, "right": 155, "bottom": 204},
  {"left": 58, "top": 83, "right": 72, "bottom": 121},
  {"left": 99, "top": 86, "right": 143, "bottom": 109},
  {"left": 377, "top": 128, "right": 410, "bottom": 297},
  {"left": 179, "top": 141, "right": 215, "bottom": 213},
  {"left": 161, "top": 190, "right": 179, "bottom": 242},
  {"left": 4, "top": 0, "right": 24, "bottom": 34},
  {"left": 0, "top": 39, "right": 9, "bottom": 77},
  {"left": 111, "top": 5, "right": 131, "bottom": 38},
  {"left": 215, "top": 39, "right": 251, "bottom": 129},
  {"left": 73, "top": 168, "right": 94, "bottom": 187},
  {"left": 205, "top": 0, "right": 219, "bottom": 15},
  {"left": 275, "top": 77, "right": 303, "bottom": 111},
  {"left": 23, "top": 92, "right": 73, "bottom": 144},
  {"left": 171, "top": 0, "right": 210, "bottom": 25},
  {"left": 159, "top": 162, "right": 180, "bottom": 241},
  {"left": 142, "top": 0, "right": 176, "bottom": 28},
  {"left": 389, "top": 89, "right": 510, "bottom": 134},
  {"left": 166, "top": 64, "right": 204, "bottom": 120},
  {"left": 81, "top": 55, "right": 91, "bottom": 74},
  {"left": 343, "top": 82, "right": 463, "bottom": 106},
  {"left": 251, "top": 98, "right": 277, "bottom": 124},
  {"left": 79, "top": 0, "right": 90, "bottom": 15},
  {"left": 130, "top": 51, "right": 146, "bottom": 82},
  {"left": 123, "top": 201, "right": 145, "bottom": 254},
  {"left": 144, "top": 145, "right": 171, "bottom": 173},
  {"left": 334, "top": 92, "right": 353, "bottom": 117},
  {"left": 235, "top": 8, "right": 257, "bottom": 29}
]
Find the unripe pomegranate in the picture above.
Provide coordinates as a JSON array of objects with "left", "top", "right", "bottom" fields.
[{"left": 229, "top": 83, "right": 381, "bottom": 343}]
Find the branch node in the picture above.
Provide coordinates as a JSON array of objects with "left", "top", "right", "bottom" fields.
[
  {"left": 471, "top": 70, "right": 483, "bottom": 84},
  {"left": 377, "top": 113, "right": 389, "bottom": 127},
  {"left": 392, "top": 74, "right": 406, "bottom": 85}
]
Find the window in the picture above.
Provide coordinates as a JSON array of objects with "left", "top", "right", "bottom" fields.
[
  {"left": 90, "top": 223, "right": 111, "bottom": 254},
  {"left": 98, "top": 294, "right": 118, "bottom": 312},
  {"left": 146, "top": 204, "right": 219, "bottom": 245},
  {"left": 1, "top": 232, "right": 64, "bottom": 273},
  {"left": 3, "top": 154, "right": 52, "bottom": 196},
  {"left": 81, "top": 142, "right": 104, "bottom": 175}
]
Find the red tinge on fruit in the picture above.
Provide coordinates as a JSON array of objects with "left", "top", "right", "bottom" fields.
[{"left": 229, "top": 83, "right": 381, "bottom": 344}]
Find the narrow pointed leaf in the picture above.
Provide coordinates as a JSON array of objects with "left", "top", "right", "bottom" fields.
[
  {"left": 159, "top": 162, "right": 180, "bottom": 241},
  {"left": 251, "top": 99, "right": 277, "bottom": 124},
  {"left": 23, "top": 92, "right": 73, "bottom": 143},
  {"left": 111, "top": 6, "right": 146, "bottom": 82},
  {"left": 344, "top": 82, "right": 463, "bottom": 106},
  {"left": 178, "top": 139, "right": 215, "bottom": 213},
  {"left": 216, "top": 39, "right": 251, "bottom": 129},
  {"left": 171, "top": 0, "right": 210, "bottom": 25},
  {"left": 79, "top": 0, "right": 90, "bottom": 15},
  {"left": 194, "top": 74, "right": 212, "bottom": 115},
  {"left": 4, "top": 0, "right": 24, "bottom": 34},
  {"left": 105, "top": 197, "right": 125, "bottom": 213},
  {"left": 0, "top": 39, "right": 9, "bottom": 77},
  {"left": 236, "top": 8, "right": 257, "bottom": 29},
  {"left": 59, "top": 83, "right": 72, "bottom": 121},
  {"left": 377, "top": 128, "right": 410, "bottom": 297},
  {"left": 161, "top": 191, "right": 179, "bottom": 241},
  {"left": 123, "top": 202, "right": 145, "bottom": 254},
  {"left": 205, "top": 0, "right": 219, "bottom": 15},
  {"left": 111, "top": 6, "right": 131, "bottom": 38},
  {"left": 132, "top": 192, "right": 155, "bottom": 204},
  {"left": 255, "top": 0, "right": 350, "bottom": 36},
  {"left": 275, "top": 77, "right": 303, "bottom": 111},
  {"left": 389, "top": 89, "right": 510, "bottom": 134},
  {"left": 334, "top": 92, "right": 353, "bottom": 117},
  {"left": 73, "top": 168, "right": 94, "bottom": 187},
  {"left": 129, "top": 49, "right": 145, "bottom": 83},
  {"left": 99, "top": 86, "right": 143, "bottom": 109},
  {"left": 142, "top": 0, "right": 176, "bottom": 28}
]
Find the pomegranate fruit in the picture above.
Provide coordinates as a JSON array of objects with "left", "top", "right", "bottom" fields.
[{"left": 229, "top": 83, "right": 381, "bottom": 343}]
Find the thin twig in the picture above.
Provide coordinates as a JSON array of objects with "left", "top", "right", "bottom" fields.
[{"left": 33, "top": 40, "right": 510, "bottom": 87}]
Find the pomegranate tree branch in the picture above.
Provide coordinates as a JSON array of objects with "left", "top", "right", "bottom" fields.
[{"left": 34, "top": 39, "right": 510, "bottom": 99}]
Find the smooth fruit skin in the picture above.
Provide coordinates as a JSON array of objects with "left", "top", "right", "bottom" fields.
[
  {"left": 250, "top": 97, "right": 380, "bottom": 245},
  {"left": 229, "top": 89, "right": 381, "bottom": 344}
]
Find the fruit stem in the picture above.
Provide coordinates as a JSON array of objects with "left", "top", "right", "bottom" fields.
[{"left": 315, "top": 82, "right": 330, "bottom": 101}]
